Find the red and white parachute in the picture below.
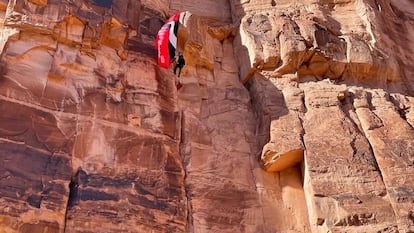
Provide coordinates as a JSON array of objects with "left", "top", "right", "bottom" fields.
[{"left": 155, "top": 12, "right": 188, "bottom": 68}]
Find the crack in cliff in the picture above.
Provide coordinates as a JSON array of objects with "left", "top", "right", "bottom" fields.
[
  {"left": 299, "top": 94, "right": 307, "bottom": 158},
  {"left": 63, "top": 168, "right": 82, "bottom": 233},
  {"left": 179, "top": 111, "right": 194, "bottom": 233},
  {"left": 63, "top": 178, "right": 76, "bottom": 233}
]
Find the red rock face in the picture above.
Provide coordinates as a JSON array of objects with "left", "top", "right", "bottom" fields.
[{"left": 0, "top": 0, "right": 413, "bottom": 233}]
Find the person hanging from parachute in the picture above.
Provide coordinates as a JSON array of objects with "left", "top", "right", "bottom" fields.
[
  {"left": 155, "top": 11, "right": 190, "bottom": 90},
  {"left": 174, "top": 54, "right": 186, "bottom": 76}
]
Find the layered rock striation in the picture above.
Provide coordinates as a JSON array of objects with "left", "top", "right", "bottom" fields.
[
  {"left": 0, "top": 0, "right": 413, "bottom": 233},
  {"left": 0, "top": 1, "right": 186, "bottom": 232}
]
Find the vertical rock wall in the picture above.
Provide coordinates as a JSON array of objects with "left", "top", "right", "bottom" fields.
[
  {"left": 170, "top": 9, "right": 310, "bottom": 232},
  {"left": 0, "top": 0, "right": 413, "bottom": 233},
  {"left": 0, "top": 1, "right": 187, "bottom": 232},
  {"left": 230, "top": 0, "right": 414, "bottom": 232}
]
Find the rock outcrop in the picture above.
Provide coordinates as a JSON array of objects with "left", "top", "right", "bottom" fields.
[
  {"left": 231, "top": 0, "right": 414, "bottom": 232},
  {"left": 0, "top": 0, "right": 413, "bottom": 233}
]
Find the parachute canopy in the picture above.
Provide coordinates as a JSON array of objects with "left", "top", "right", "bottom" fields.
[{"left": 155, "top": 12, "right": 188, "bottom": 68}]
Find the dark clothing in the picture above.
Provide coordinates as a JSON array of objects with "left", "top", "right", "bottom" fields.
[{"left": 174, "top": 55, "right": 185, "bottom": 77}]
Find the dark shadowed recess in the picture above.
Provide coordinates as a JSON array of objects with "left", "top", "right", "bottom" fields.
[{"left": 90, "top": 0, "right": 112, "bottom": 8}]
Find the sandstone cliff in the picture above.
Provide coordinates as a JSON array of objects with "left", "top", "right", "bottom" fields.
[{"left": 0, "top": 0, "right": 413, "bottom": 233}]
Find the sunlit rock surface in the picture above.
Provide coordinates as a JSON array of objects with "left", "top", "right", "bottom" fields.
[{"left": 0, "top": 0, "right": 413, "bottom": 232}]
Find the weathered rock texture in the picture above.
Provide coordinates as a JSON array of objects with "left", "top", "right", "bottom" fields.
[
  {"left": 0, "top": 1, "right": 186, "bottom": 232},
  {"left": 0, "top": 0, "right": 413, "bottom": 233},
  {"left": 231, "top": 0, "right": 414, "bottom": 232}
]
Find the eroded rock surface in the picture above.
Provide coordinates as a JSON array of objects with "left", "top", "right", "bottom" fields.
[
  {"left": 0, "top": 1, "right": 185, "bottom": 232},
  {"left": 0, "top": 0, "right": 413, "bottom": 233},
  {"left": 231, "top": 0, "right": 414, "bottom": 232}
]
